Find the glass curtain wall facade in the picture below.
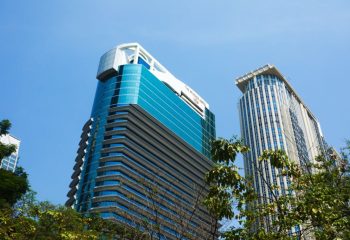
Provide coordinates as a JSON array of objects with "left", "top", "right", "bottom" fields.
[
  {"left": 0, "top": 135, "right": 20, "bottom": 172},
  {"left": 66, "top": 43, "right": 216, "bottom": 239},
  {"left": 236, "top": 64, "right": 325, "bottom": 235}
]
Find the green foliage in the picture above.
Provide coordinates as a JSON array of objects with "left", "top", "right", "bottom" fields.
[
  {"left": 0, "top": 119, "right": 11, "bottom": 135},
  {"left": 0, "top": 119, "right": 28, "bottom": 208},
  {"left": 293, "top": 154, "right": 350, "bottom": 239},
  {"left": 0, "top": 142, "right": 16, "bottom": 161},
  {"left": 0, "top": 195, "right": 145, "bottom": 240},
  {"left": 0, "top": 119, "right": 17, "bottom": 162},
  {"left": 205, "top": 137, "right": 350, "bottom": 240},
  {"left": 0, "top": 167, "right": 29, "bottom": 208},
  {"left": 0, "top": 119, "right": 142, "bottom": 239},
  {"left": 211, "top": 138, "right": 249, "bottom": 164},
  {"left": 204, "top": 138, "right": 252, "bottom": 223},
  {"left": 0, "top": 207, "right": 37, "bottom": 240}
]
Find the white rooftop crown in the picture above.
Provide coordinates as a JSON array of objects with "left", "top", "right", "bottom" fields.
[
  {"left": 96, "top": 43, "right": 209, "bottom": 117},
  {"left": 235, "top": 64, "right": 319, "bottom": 124}
]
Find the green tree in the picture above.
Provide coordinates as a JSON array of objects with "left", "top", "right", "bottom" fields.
[
  {"left": 0, "top": 120, "right": 142, "bottom": 239},
  {"left": 0, "top": 119, "right": 16, "bottom": 162},
  {"left": 0, "top": 196, "right": 145, "bottom": 240},
  {"left": 205, "top": 137, "right": 350, "bottom": 240},
  {"left": 116, "top": 177, "right": 218, "bottom": 240},
  {"left": 0, "top": 206, "right": 37, "bottom": 240},
  {"left": 0, "top": 167, "right": 29, "bottom": 208},
  {"left": 0, "top": 119, "right": 29, "bottom": 208}
]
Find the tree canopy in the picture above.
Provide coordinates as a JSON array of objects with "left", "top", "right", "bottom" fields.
[
  {"left": 0, "top": 167, "right": 29, "bottom": 208},
  {"left": 0, "top": 119, "right": 29, "bottom": 208},
  {"left": 0, "top": 119, "right": 17, "bottom": 163},
  {"left": 204, "top": 138, "right": 350, "bottom": 240},
  {"left": 0, "top": 190, "right": 147, "bottom": 240}
]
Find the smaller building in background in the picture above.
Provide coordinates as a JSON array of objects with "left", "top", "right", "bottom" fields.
[{"left": 0, "top": 134, "right": 20, "bottom": 172}]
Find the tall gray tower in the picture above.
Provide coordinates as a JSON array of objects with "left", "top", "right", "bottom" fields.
[{"left": 236, "top": 64, "right": 325, "bottom": 234}]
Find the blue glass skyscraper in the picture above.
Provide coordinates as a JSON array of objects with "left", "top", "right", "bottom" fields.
[{"left": 66, "top": 43, "right": 216, "bottom": 239}]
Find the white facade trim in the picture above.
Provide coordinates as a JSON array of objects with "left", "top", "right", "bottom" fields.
[{"left": 97, "top": 43, "right": 209, "bottom": 117}]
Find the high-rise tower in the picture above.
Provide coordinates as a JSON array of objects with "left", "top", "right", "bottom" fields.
[
  {"left": 236, "top": 64, "right": 325, "bottom": 233},
  {"left": 66, "top": 43, "right": 216, "bottom": 239}
]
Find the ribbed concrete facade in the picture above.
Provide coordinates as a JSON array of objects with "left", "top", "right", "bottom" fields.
[
  {"left": 67, "top": 43, "right": 216, "bottom": 239},
  {"left": 236, "top": 64, "right": 325, "bottom": 234}
]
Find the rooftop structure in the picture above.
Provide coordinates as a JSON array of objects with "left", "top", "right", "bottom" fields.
[
  {"left": 96, "top": 43, "right": 209, "bottom": 118},
  {"left": 236, "top": 64, "right": 319, "bottom": 123}
]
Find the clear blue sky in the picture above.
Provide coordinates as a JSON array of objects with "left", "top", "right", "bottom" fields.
[{"left": 1, "top": 0, "right": 349, "bottom": 205}]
